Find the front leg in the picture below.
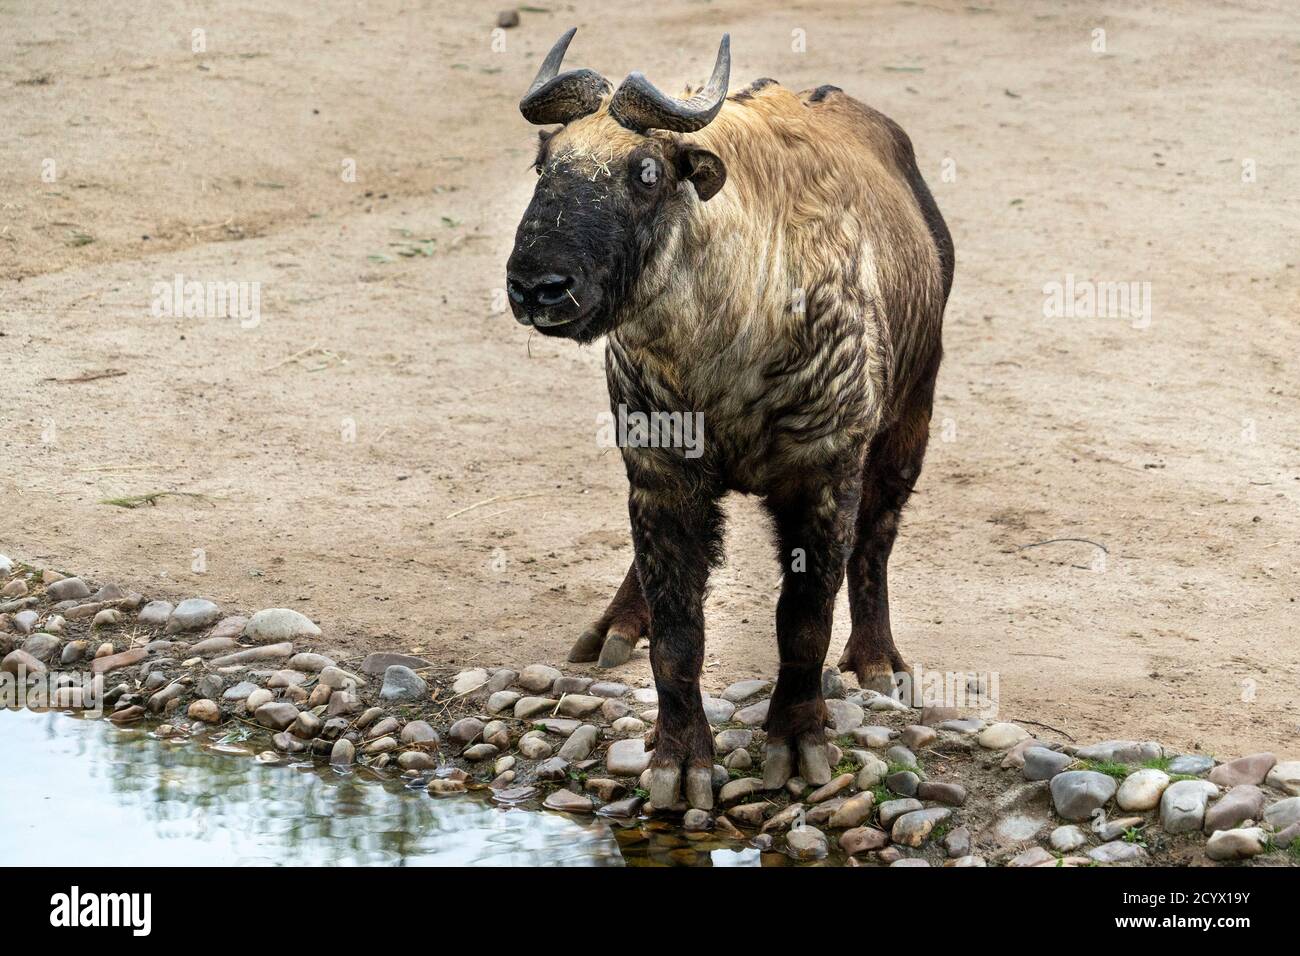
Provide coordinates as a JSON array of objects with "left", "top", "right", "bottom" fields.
[
  {"left": 628, "top": 481, "right": 724, "bottom": 811},
  {"left": 763, "top": 469, "right": 862, "bottom": 789}
]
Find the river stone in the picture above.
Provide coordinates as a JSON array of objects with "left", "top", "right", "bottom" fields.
[
  {"left": 1112, "top": 767, "right": 1169, "bottom": 811},
  {"left": 598, "top": 738, "right": 646, "bottom": 776},
  {"left": 918, "top": 780, "right": 967, "bottom": 806},
  {"left": 360, "top": 652, "right": 430, "bottom": 676},
  {"left": 598, "top": 796, "right": 645, "bottom": 818},
  {"left": 1075, "top": 740, "right": 1163, "bottom": 764},
  {"left": 840, "top": 826, "right": 889, "bottom": 855},
  {"left": 137, "top": 600, "right": 174, "bottom": 626},
  {"left": 290, "top": 711, "right": 323, "bottom": 739},
  {"left": 268, "top": 669, "right": 307, "bottom": 688},
  {"left": 165, "top": 598, "right": 221, "bottom": 634},
  {"left": 630, "top": 687, "right": 658, "bottom": 705},
  {"left": 378, "top": 665, "right": 427, "bottom": 702},
  {"left": 518, "top": 664, "right": 562, "bottom": 693},
  {"left": 879, "top": 798, "right": 923, "bottom": 828},
  {"left": 518, "top": 733, "right": 552, "bottom": 759},
  {"left": 901, "top": 725, "right": 938, "bottom": 750},
  {"left": 785, "top": 826, "right": 828, "bottom": 860},
  {"left": 852, "top": 726, "right": 896, "bottom": 748},
  {"left": 255, "top": 701, "right": 299, "bottom": 731},
  {"left": 825, "top": 699, "right": 865, "bottom": 733},
  {"left": 943, "top": 826, "right": 972, "bottom": 858},
  {"left": 287, "top": 652, "right": 334, "bottom": 673},
  {"left": 828, "top": 792, "right": 875, "bottom": 828},
  {"left": 721, "top": 679, "right": 770, "bottom": 703},
  {"left": 1206, "top": 827, "right": 1268, "bottom": 861},
  {"left": 589, "top": 681, "right": 629, "bottom": 698},
  {"left": 514, "top": 696, "right": 556, "bottom": 719},
  {"left": 735, "top": 699, "right": 770, "bottom": 726},
  {"left": 451, "top": 668, "right": 489, "bottom": 695},
  {"left": 719, "top": 777, "right": 764, "bottom": 803},
  {"left": 401, "top": 720, "right": 439, "bottom": 748},
  {"left": 1263, "top": 796, "right": 1300, "bottom": 830},
  {"left": 978, "top": 722, "right": 1030, "bottom": 750},
  {"left": 537, "top": 756, "right": 570, "bottom": 781},
  {"left": 46, "top": 577, "right": 91, "bottom": 602},
  {"left": 1208, "top": 752, "right": 1276, "bottom": 787},
  {"left": 887, "top": 771, "right": 920, "bottom": 796},
  {"left": 702, "top": 695, "right": 736, "bottom": 724},
  {"left": 1050, "top": 824, "right": 1088, "bottom": 852},
  {"left": 327, "top": 691, "right": 361, "bottom": 716},
  {"left": 1160, "top": 779, "right": 1219, "bottom": 833},
  {"left": 611, "top": 716, "right": 646, "bottom": 736},
  {"left": 1008, "top": 846, "right": 1055, "bottom": 867},
  {"left": 189, "top": 636, "right": 239, "bottom": 657},
  {"left": 222, "top": 681, "right": 258, "bottom": 701},
  {"left": 188, "top": 699, "right": 221, "bottom": 723},
  {"left": 938, "top": 717, "right": 986, "bottom": 734},
  {"left": 892, "top": 807, "right": 952, "bottom": 847},
  {"left": 244, "top": 688, "right": 271, "bottom": 711},
  {"left": 544, "top": 789, "right": 594, "bottom": 813},
  {"left": 1050, "top": 770, "right": 1118, "bottom": 821},
  {"left": 886, "top": 745, "right": 917, "bottom": 768},
  {"left": 2, "top": 649, "right": 45, "bottom": 675},
  {"left": 715, "top": 729, "right": 753, "bottom": 753},
  {"left": 1088, "top": 841, "right": 1149, "bottom": 864},
  {"left": 210, "top": 642, "right": 294, "bottom": 667},
  {"left": 807, "top": 773, "right": 855, "bottom": 804},
  {"left": 12, "top": 609, "right": 39, "bottom": 635},
  {"left": 558, "top": 724, "right": 600, "bottom": 761},
  {"left": 488, "top": 690, "right": 521, "bottom": 714},
  {"left": 239, "top": 608, "right": 321, "bottom": 644},
  {"left": 1266, "top": 761, "right": 1300, "bottom": 796},
  {"left": 330, "top": 738, "right": 355, "bottom": 766},
  {"left": 534, "top": 717, "right": 579, "bottom": 736},
  {"left": 1021, "top": 747, "right": 1073, "bottom": 781},
  {"left": 448, "top": 717, "right": 484, "bottom": 746},
  {"left": 1167, "top": 754, "right": 1214, "bottom": 776},
  {"left": 23, "top": 633, "right": 61, "bottom": 662},
  {"left": 856, "top": 754, "right": 889, "bottom": 790},
  {"left": 549, "top": 676, "right": 591, "bottom": 696},
  {"left": 366, "top": 716, "right": 400, "bottom": 739},
  {"left": 1204, "top": 784, "right": 1266, "bottom": 833},
  {"left": 558, "top": 694, "right": 604, "bottom": 717}
]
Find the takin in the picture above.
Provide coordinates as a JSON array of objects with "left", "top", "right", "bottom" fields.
[{"left": 505, "top": 30, "right": 954, "bottom": 810}]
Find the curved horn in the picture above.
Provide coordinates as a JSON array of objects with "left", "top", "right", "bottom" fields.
[
  {"left": 519, "top": 28, "right": 611, "bottom": 126},
  {"left": 608, "top": 34, "right": 731, "bottom": 133}
]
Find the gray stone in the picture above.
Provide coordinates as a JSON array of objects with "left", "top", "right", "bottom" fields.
[
  {"left": 825, "top": 699, "right": 865, "bottom": 733},
  {"left": 288, "top": 652, "right": 334, "bottom": 673},
  {"left": 892, "top": 807, "right": 952, "bottom": 847},
  {"left": 536, "top": 757, "right": 570, "bottom": 781},
  {"left": 1022, "top": 746, "right": 1074, "bottom": 781},
  {"left": 22, "top": 633, "right": 61, "bottom": 662},
  {"left": 1050, "top": 770, "right": 1118, "bottom": 822},
  {"left": 518, "top": 733, "right": 552, "bottom": 760},
  {"left": 719, "top": 777, "right": 764, "bottom": 803},
  {"left": 558, "top": 724, "right": 600, "bottom": 761},
  {"left": 1088, "top": 841, "right": 1149, "bottom": 864},
  {"left": 735, "top": 699, "right": 769, "bottom": 726},
  {"left": 379, "top": 665, "right": 427, "bottom": 702},
  {"left": 821, "top": 667, "right": 845, "bottom": 700},
  {"left": 701, "top": 696, "right": 735, "bottom": 724},
  {"left": 46, "top": 577, "right": 92, "bottom": 602},
  {"left": 887, "top": 771, "right": 920, "bottom": 796},
  {"left": 165, "top": 598, "right": 221, "bottom": 634},
  {"left": 222, "top": 681, "right": 258, "bottom": 701},
  {"left": 715, "top": 729, "right": 753, "bottom": 752},
  {"left": 785, "top": 826, "right": 828, "bottom": 860},
  {"left": 518, "top": 664, "right": 562, "bottom": 693},
  {"left": 137, "top": 601, "right": 174, "bottom": 626},
  {"left": 879, "top": 798, "right": 923, "bottom": 828},
  {"left": 487, "top": 690, "right": 522, "bottom": 714},
  {"left": 1208, "top": 752, "right": 1276, "bottom": 788},
  {"left": 462, "top": 743, "right": 498, "bottom": 761},
  {"left": 1205, "top": 827, "right": 1268, "bottom": 861},
  {"left": 885, "top": 745, "right": 917, "bottom": 768},
  {"left": 451, "top": 668, "right": 490, "bottom": 695},
  {"left": 1050, "top": 824, "right": 1088, "bottom": 852},
  {"left": 254, "top": 701, "right": 299, "bottom": 731},
  {"left": 1203, "top": 784, "right": 1266, "bottom": 833},
  {"left": 605, "top": 738, "right": 651, "bottom": 776},
  {"left": 534, "top": 717, "right": 579, "bottom": 736},
  {"left": 449, "top": 717, "right": 485, "bottom": 746},
  {"left": 1116, "top": 768, "right": 1170, "bottom": 811},
  {"left": 721, "top": 679, "right": 770, "bottom": 703},
  {"left": 852, "top": 726, "right": 896, "bottom": 748},
  {"left": 1008, "top": 846, "right": 1055, "bottom": 867},
  {"left": 553, "top": 676, "right": 593, "bottom": 696},
  {"left": 977, "top": 722, "right": 1030, "bottom": 750},
  {"left": 1266, "top": 761, "right": 1300, "bottom": 796},
  {"left": 1264, "top": 796, "right": 1300, "bottom": 830},
  {"left": 1160, "top": 779, "right": 1219, "bottom": 834},
  {"left": 1167, "top": 754, "right": 1214, "bottom": 776},
  {"left": 840, "top": 826, "right": 890, "bottom": 855},
  {"left": 557, "top": 694, "right": 604, "bottom": 717},
  {"left": 242, "top": 608, "right": 321, "bottom": 643},
  {"left": 330, "top": 738, "right": 355, "bottom": 766},
  {"left": 598, "top": 796, "right": 645, "bottom": 818},
  {"left": 589, "top": 681, "right": 629, "bottom": 698},
  {"left": 544, "top": 789, "right": 593, "bottom": 814},
  {"left": 514, "top": 696, "right": 557, "bottom": 719},
  {"left": 1075, "top": 740, "right": 1163, "bottom": 765},
  {"left": 828, "top": 792, "right": 875, "bottom": 828},
  {"left": 918, "top": 780, "right": 967, "bottom": 806},
  {"left": 209, "top": 643, "right": 294, "bottom": 667},
  {"left": 401, "top": 720, "right": 439, "bottom": 748},
  {"left": 901, "top": 725, "right": 938, "bottom": 750},
  {"left": 943, "top": 826, "right": 972, "bottom": 858}
]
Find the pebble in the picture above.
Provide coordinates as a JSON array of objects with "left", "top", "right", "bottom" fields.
[
  {"left": 189, "top": 636, "right": 239, "bottom": 656},
  {"left": 840, "top": 826, "right": 889, "bottom": 855},
  {"left": 937, "top": 717, "right": 985, "bottom": 734},
  {"left": 222, "top": 681, "right": 258, "bottom": 701},
  {"left": 366, "top": 716, "right": 399, "bottom": 739},
  {"left": 605, "top": 738, "right": 652, "bottom": 776},
  {"left": 401, "top": 721, "right": 439, "bottom": 749},
  {"left": 23, "top": 633, "right": 62, "bottom": 662},
  {"left": 254, "top": 701, "right": 299, "bottom": 731},
  {"left": 901, "top": 725, "right": 937, "bottom": 749},
  {"left": 558, "top": 724, "right": 600, "bottom": 761},
  {"left": 1050, "top": 824, "right": 1088, "bottom": 852},
  {"left": 164, "top": 598, "right": 221, "bottom": 634},
  {"left": 12, "top": 610, "right": 39, "bottom": 634},
  {"left": 291, "top": 712, "right": 323, "bottom": 739},
  {"left": 785, "top": 825, "right": 828, "bottom": 860},
  {"left": 589, "top": 681, "right": 629, "bottom": 698},
  {"left": 558, "top": 694, "right": 604, "bottom": 717},
  {"left": 1203, "top": 784, "right": 1265, "bottom": 833},
  {"left": 287, "top": 653, "right": 334, "bottom": 673},
  {"left": 947, "top": 855, "right": 986, "bottom": 867},
  {"left": 878, "top": 798, "right": 923, "bottom": 828},
  {"left": 852, "top": 726, "right": 896, "bottom": 748},
  {"left": 715, "top": 729, "right": 753, "bottom": 752},
  {"left": 543, "top": 789, "right": 593, "bottom": 813},
  {"left": 887, "top": 771, "right": 920, "bottom": 796},
  {"left": 735, "top": 699, "right": 770, "bottom": 726},
  {"left": 536, "top": 757, "right": 571, "bottom": 781},
  {"left": 518, "top": 733, "right": 553, "bottom": 760},
  {"left": 891, "top": 807, "right": 951, "bottom": 847},
  {"left": 1075, "top": 740, "right": 1163, "bottom": 764},
  {"left": 1167, "top": 754, "right": 1214, "bottom": 776},
  {"left": 514, "top": 696, "right": 557, "bottom": 719},
  {"left": 136, "top": 601, "right": 174, "bottom": 626},
  {"left": 3, "top": 649, "right": 48, "bottom": 675},
  {"left": 612, "top": 716, "right": 646, "bottom": 735},
  {"left": 1160, "top": 779, "right": 1220, "bottom": 833},
  {"left": 1088, "top": 841, "right": 1148, "bottom": 864},
  {"left": 682, "top": 808, "right": 712, "bottom": 831},
  {"left": 1095, "top": 815, "right": 1145, "bottom": 841},
  {"left": 210, "top": 643, "right": 294, "bottom": 667},
  {"left": 1205, "top": 827, "right": 1268, "bottom": 862},
  {"left": 719, "top": 777, "right": 765, "bottom": 803},
  {"left": 518, "top": 664, "right": 562, "bottom": 693},
  {"left": 828, "top": 792, "right": 875, "bottom": 828},
  {"left": 721, "top": 679, "right": 771, "bottom": 703},
  {"left": 631, "top": 687, "right": 658, "bottom": 705},
  {"left": 380, "top": 665, "right": 428, "bottom": 702},
  {"left": 451, "top": 668, "right": 489, "bottom": 695},
  {"left": 534, "top": 717, "right": 580, "bottom": 736},
  {"left": 977, "top": 722, "right": 1030, "bottom": 750},
  {"left": 1208, "top": 752, "right": 1276, "bottom": 788},
  {"left": 918, "top": 780, "right": 967, "bottom": 806},
  {"left": 701, "top": 696, "right": 735, "bottom": 724},
  {"left": 885, "top": 744, "right": 917, "bottom": 768},
  {"left": 46, "top": 577, "right": 92, "bottom": 602},
  {"left": 1266, "top": 761, "right": 1300, "bottom": 796},
  {"left": 485, "top": 669, "right": 518, "bottom": 693},
  {"left": 398, "top": 752, "right": 437, "bottom": 771},
  {"left": 90, "top": 647, "right": 147, "bottom": 674},
  {"left": 1263, "top": 796, "right": 1300, "bottom": 830},
  {"left": 1022, "top": 747, "right": 1074, "bottom": 781},
  {"left": 855, "top": 754, "right": 889, "bottom": 790},
  {"left": 488, "top": 690, "right": 522, "bottom": 714},
  {"left": 553, "top": 676, "right": 593, "bottom": 695},
  {"left": 584, "top": 777, "right": 626, "bottom": 801},
  {"left": 463, "top": 743, "right": 498, "bottom": 761},
  {"left": 943, "top": 826, "right": 972, "bottom": 858},
  {"left": 1115, "top": 768, "right": 1170, "bottom": 811},
  {"left": 268, "top": 669, "right": 306, "bottom": 688},
  {"left": 724, "top": 748, "right": 751, "bottom": 770},
  {"left": 598, "top": 796, "right": 645, "bottom": 818},
  {"left": 807, "top": 773, "right": 855, "bottom": 804},
  {"left": 1008, "top": 846, "right": 1055, "bottom": 867},
  {"left": 1050, "top": 770, "right": 1119, "bottom": 822},
  {"left": 427, "top": 778, "right": 467, "bottom": 795},
  {"left": 91, "top": 608, "right": 123, "bottom": 628},
  {"left": 188, "top": 699, "right": 221, "bottom": 723},
  {"left": 449, "top": 717, "right": 485, "bottom": 745},
  {"left": 825, "top": 699, "right": 865, "bottom": 732},
  {"left": 246, "top": 688, "right": 274, "bottom": 710}
]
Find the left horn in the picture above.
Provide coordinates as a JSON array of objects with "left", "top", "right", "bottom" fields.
[
  {"left": 608, "top": 34, "right": 730, "bottom": 133},
  {"left": 519, "top": 27, "right": 611, "bottom": 126}
]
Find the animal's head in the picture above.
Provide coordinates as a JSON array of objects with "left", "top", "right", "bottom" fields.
[{"left": 506, "top": 29, "right": 730, "bottom": 342}]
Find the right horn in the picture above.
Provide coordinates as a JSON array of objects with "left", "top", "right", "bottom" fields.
[
  {"left": 608, "top": 34, "right": 731, "bottom": 133},
  {"left": 519, "top": 28, "right": 612, "bottom": 126}
]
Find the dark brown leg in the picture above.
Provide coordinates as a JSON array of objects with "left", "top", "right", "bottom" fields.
[
  {"left": 839, "top": 385, "right": 935, "bottom": 694},
  {"left": 629, "top": 483, "right": 724, "bottom": 811},
  {"left": 762, "top": 464, "right": 861, "bottom": 789},
  {"left": 567, "top": 560, "right": 650, "bottom": 667}
]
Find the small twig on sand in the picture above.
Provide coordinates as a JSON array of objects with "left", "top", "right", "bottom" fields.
[
  {"left": 261, "top": 342, "right": 320, "bottom": 372},
  {"left": 444, "top": 492, "right": 546, "bottom": 520},
  {"left": 99, "top": 491, "right": 214, "bottom": 509},
  {"left": 1011, "top": 717, "right": 1076, "bottom": 742},
  {"left": 1015, "top": 538, "right": 1108, "bottom": 554},
  {"left": 43, "top": 369, "right": 127, "bottom": 384}
]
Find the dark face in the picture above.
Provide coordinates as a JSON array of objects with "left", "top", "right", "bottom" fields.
[{"left": 506, "top": 125, "right": 725, "bottom": 342}]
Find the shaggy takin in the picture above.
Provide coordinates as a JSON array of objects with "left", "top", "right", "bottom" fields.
[{"left": 506, "top": 30, "right": 954, "bottom": 810}]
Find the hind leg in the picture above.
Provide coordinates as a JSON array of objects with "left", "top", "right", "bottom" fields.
[
  {"left": 839, "top": 392, "right": 934, "bottom": 695},
  {"left": 567, "top": 561, "right": 650, "bottom": 668}
]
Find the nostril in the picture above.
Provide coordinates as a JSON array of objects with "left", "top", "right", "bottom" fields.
[
  {"left": 534, "top": 275, "right": 575, "bottom": 307},
  {"left": 506, "top": 278, "right": 528, "bottom": 305}
]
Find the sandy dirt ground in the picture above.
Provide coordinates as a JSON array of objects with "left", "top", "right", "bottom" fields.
[{"left": 2, "top": 0, "right": 1297, "bottom": 758}]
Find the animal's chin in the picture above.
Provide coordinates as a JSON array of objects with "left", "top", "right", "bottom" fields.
[{"left": 530, "top": 306, "right": 607, "bottom": 342}]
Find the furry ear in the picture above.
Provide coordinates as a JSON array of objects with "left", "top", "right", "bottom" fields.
[{"left": 676, "top": 146, "right": 726, "bottom": 201}]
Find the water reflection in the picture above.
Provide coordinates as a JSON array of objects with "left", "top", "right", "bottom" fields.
[{"left": 0, "top": 709, "right": 775, "bottom": 867}]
